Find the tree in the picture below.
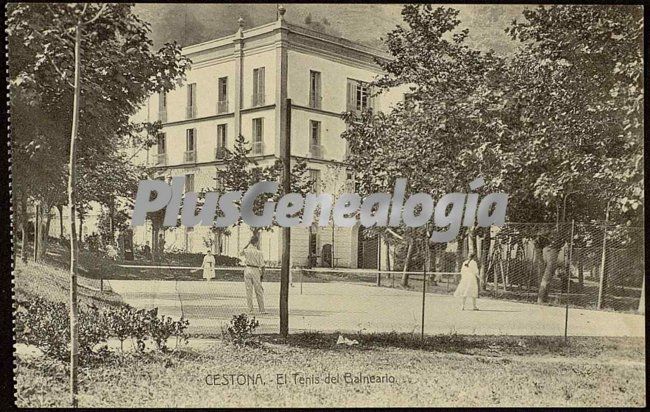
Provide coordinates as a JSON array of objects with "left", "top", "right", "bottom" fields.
[
  {"left": 8, "top": 4, "right": 189, "bottom": 406},
  {"left": 342, "top": 5, "right": 505, "bottom": 286},
  {"left": 502, "top": 5, "right": 643, "bottom": 302}
]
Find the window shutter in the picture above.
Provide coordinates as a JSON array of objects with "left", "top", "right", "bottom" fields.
[
  {"left": 369, "top": 86, "right": 375, "bottom": 111},
  {"left": 253, "top": 69, "right": 259, "bottom": 97},
  {"left": 346, "top": 80, "right": 355, "bottom": 111},
  {"left": 191, "top": 85, "right": 197, "bottom": 108},
  {"left": 187, "top": 85, "right": 192, "bottom": 107},
  {"left": 258, "top": 67, "right": 264, "bottom": 102},
  {"left": 193, "top": 128, "right": 197, "bottom": 151},
  {"left": 159, "top": 93, "right": 165, "bottom": 111}
]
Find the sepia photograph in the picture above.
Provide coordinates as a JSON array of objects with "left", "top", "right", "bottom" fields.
[{"left": 7, "top": 2, "right": 646, "bottom": 408}]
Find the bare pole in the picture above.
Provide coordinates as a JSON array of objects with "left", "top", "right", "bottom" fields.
[{"left": 68, "top": 22, "right": 82, "bottom": 408}]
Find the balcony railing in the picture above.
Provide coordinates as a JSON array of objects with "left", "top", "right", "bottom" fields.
[
  {"left": 215, "top": 146, "right": 227, "bottom": 160},
  {"left": 155, "top": 153, "right": 167, "bottom": 166},
  {"left": 184, "top": 150, "right": 196, "bottom": 163},
  {"left": 251, "top": 141, "right": 264, "bottom": 155},
  {"left": 186, "top": 105, "right": 196, "bottom": 119},
  {"left": 216, "top": 100, "right": 228, "bottom": 114},
  {"left": 158, "top": 110, "right": 167, "bottom": 123},
  {"left": 309, "top": 95, "right": 322, "bottom": 109},
  {"left": 252, "top": 93, "right": 265, "bottom": 107},
  {"left": 310, "top": 144, "right": 323, "bottom": 159}
]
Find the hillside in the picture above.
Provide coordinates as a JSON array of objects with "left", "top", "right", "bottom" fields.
[
  {"left": 14, "top": 260, "right": 123, "bottom": 309},
  {"left": 134, "top": 4, "right": 525, "bottom": 55}
]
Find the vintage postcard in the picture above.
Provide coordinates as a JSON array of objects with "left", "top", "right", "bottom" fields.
[{"left": 8, "top": 2, "right": 645, "bottom": 408}]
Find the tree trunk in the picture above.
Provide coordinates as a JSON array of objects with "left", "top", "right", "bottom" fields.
[
  {"left": 467, "top": 225, "right": 477, "bottom": 256},
  {"left": 429, "top": 242, "right": 437, "bottom": 285},
  {"left": 38, "top": 205, "right": 51, "bottom": 261},
  {"left": 57, "top": 205, "right": 65, "bottom": 241},
  {"left": 480, "top": 236, "right": 491, "bottom": 290},
  {"left": 538, "top": 245, "right": 560, "bottom": 303},
  {"left": 577, "top": 254, "right": 584, "bottom": 291},
  {"left": 401, "top": 239, "right": 413, "bottom": 287},
  {"left": 68, "top": 23, "right": 82, "bottom": 408},
  {"left": 152, "top": 225, "right": 159, "bottom": 261},
  {"left": 77, "top": 210, "right": 84, "bottom": 246},
  {"left": 454, "top": 238, "right": 464, "bottom": 273},
  {"left": 20, "top": 196, "right": 28, "bottom": 263}
]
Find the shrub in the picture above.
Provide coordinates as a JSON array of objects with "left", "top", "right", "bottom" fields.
[
  {"left": 15, "top": 297, "right": 70, "bottom": 361},
  {"left": 15, "top": 296, "right": 191, "bottom": 363},
  {"left": 222, "top": 313, "right": 260, "bottom": 347}
]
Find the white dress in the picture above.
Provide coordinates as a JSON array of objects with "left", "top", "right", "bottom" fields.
[
  {"left": 201, "top": 254, "right": 216, "bottom": 280},
  {"left": 454, "top": 260, "right": 479, "bottom": 298}
]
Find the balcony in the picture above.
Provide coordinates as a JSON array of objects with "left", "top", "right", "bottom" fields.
[
  {"left": 185, "top": 105, "right": 196, "bottom": 119},
  {"left": 310, "top": 144, "right": 323, "bottom": 159},
  {"left": 216, "top": 100, "right": 228, "bottom": 114},
  {"left": 215, "top": 146, "right": 227, "bottom": 160},
  {"left": 251, "top": 141, "right": 264, "bottom": 156},
  {"left": 309, "top": 95, "right": 322, "bottom": 110},
  {"left": 158, "top": 110, "right": 167, "bottom": 123},
  {"left": 184, "top": 150, "right": 196, "bottom": 163},
  {"left": 154, "top": 153, "right": 167, "bottom": 166},
  {"left": 252, "top": 93, "right": 265, "bottom": 107}
]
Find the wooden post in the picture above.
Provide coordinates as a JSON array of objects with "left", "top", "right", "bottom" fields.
[{"left": 279, "top": 99, "right": 291, "bottom": 337}]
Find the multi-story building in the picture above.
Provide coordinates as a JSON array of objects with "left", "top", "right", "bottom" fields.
[{"left": 132, "top": 7, "right": 407, "bottom": 267}]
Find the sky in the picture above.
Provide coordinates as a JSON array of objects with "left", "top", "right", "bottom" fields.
[{"left": 135, "top": 4, "right": 530, "bottom": 56}]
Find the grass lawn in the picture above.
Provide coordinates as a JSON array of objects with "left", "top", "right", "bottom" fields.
[{"left": 15, "top": 333, "right": 645, "bottom": 407}]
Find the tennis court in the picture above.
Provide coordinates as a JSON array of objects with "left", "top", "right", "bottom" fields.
[{"left": 108, "top": 273, "right": 644, "bottom": 337}]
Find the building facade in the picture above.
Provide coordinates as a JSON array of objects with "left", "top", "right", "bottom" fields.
[{"left": 131, "top": 8, "right": 408, "bottom": 267}]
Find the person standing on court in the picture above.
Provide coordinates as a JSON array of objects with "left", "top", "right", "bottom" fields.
[
  {"left": 454, "top": 252, "right": 480, "bottom": 310},
  {"left": 198, "top": 249, "right": 215, "bottom": 281},
  {"left": 240, "top": 233, "right": 266, "bottom": 314}
]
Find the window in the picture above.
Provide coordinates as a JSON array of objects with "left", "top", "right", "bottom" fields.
[
  {"left": 186, "top": 129, "right": 196, "bottom": 151},
  {"left": 156, "top": 133, "right": 166, "bottom": 165},
  {"left": 186, "top": 83, "right": 196, "bottom": 118},
  {"left": 346, "top": 79, "right": 372, "bottom": 112},
  {"left": 157, "top": 133, "right": 166, "bottom": 154},
  {"left": 309, "top": 70, "right": 321, "bottom": 109},
  {"left": 158, "top": 92, "right": 167, "bottom": 122},
  {"left": 310, "top": 120, "right": 322, "bottom": 158},
  {"left": 216, "top": 124, "right": 227, "bottom": 159},
  {"left": 185, "top": 129, "right": 196, "bottom": 163},
  {"left": 346, "top": 171, "right": 355, "bottom": 191},
  {"left": 217, "top": 77, "right": 228, "bottom": 113},
  {"left": 309, "top": 169, "right": 321, "bottom": 192},
  {"left": 252, "top": 67, "right": 265, "bottom": 106},
  {"left": 252, "top": 118, "right": 264, "bottom": 155},
  {"left": 184, "top": 174, "right": 195, "bottom": 193}
]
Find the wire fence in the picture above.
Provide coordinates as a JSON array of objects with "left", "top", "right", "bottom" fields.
[{"left": 105, "top": 221, "right": 643, "bottom": 338}]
